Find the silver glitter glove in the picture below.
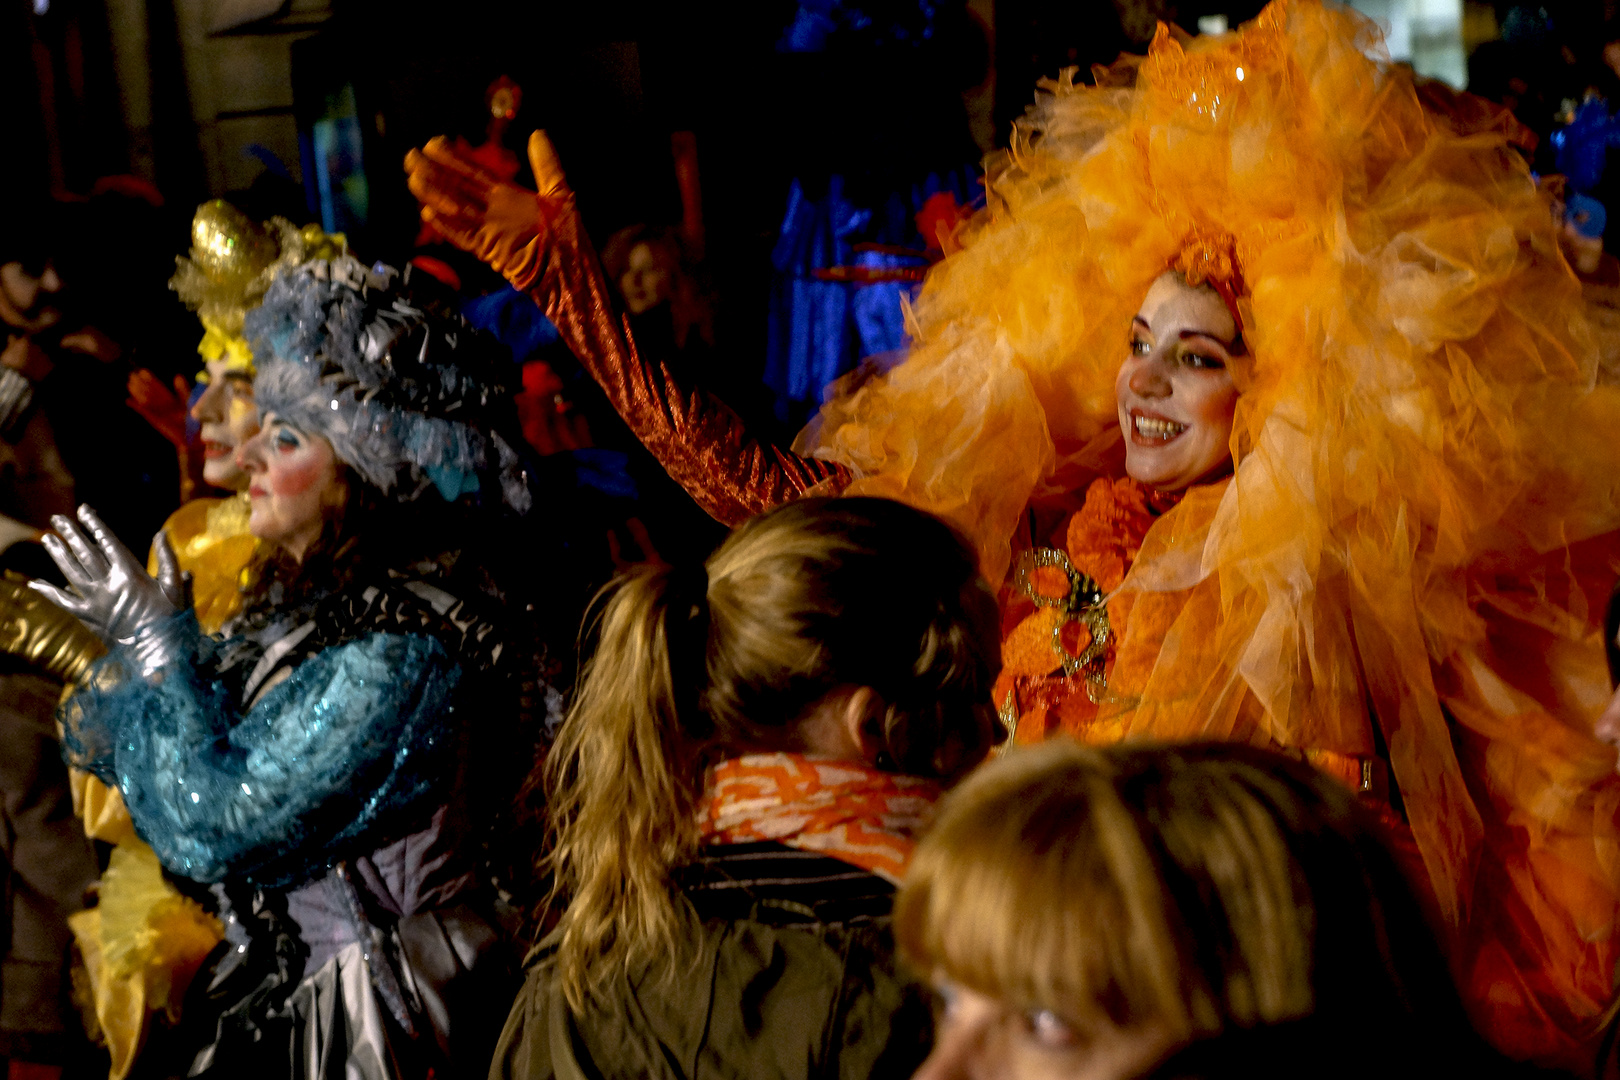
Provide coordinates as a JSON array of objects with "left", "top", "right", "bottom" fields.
[{"left": 30, "top": 505, "right": 190, "bottom": 673}]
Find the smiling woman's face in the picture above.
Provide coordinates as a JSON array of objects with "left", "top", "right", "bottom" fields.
[
  {"left": 235, "top": 413, "right": 343, "bottom": 561},
  {"left": 1115, "top": 272, "right": 1241, "bottom": 492}
]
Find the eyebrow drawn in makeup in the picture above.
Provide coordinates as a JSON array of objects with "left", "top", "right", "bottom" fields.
[{"left": 1177, "top": 328, "right": 1236, "bottom": 349}]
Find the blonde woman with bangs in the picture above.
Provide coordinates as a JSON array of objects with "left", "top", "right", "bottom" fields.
[
  {"left": 493, "top": 496, "right": 1001, "bottom": 1080},
  {"left": 897, "top": 741, "right": 1496, "bottom": 1080}
]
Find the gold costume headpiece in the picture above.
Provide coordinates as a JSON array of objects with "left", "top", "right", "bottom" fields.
[{"left": 169, "top": 200, "right": 347, "bottom": 378}]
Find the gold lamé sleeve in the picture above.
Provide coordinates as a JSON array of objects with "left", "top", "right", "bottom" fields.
[
  {"left": 0, "top": 570, "right": 106, "bottom": 685},
  {"left": 529, "top": 206, "right": 851, "bottom": 527}
]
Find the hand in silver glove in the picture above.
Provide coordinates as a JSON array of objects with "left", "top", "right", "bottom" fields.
[{"left": 30, "top": 504, "right": 188, "bottom": 647}]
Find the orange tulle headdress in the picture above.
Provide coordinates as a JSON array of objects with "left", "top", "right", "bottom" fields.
[
  {"left": 801, "top": 0, "right": 1620, "bottom": 1064},
  {"left": 1168, "top": 228, "right": 1246, "bottom": 341}
]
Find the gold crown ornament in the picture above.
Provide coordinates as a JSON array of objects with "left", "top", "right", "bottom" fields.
[{"left": 170, "top": 201, "right": 347, "bottom": 377}]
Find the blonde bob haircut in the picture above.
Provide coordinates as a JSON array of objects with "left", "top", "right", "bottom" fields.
[{"left": 895, "top": 740, "right": 1465, "bottom": 1044}]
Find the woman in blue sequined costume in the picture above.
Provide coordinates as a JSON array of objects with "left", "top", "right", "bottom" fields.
[{"left": 32, "top": 257, "right": 553, "bottom": 1080}]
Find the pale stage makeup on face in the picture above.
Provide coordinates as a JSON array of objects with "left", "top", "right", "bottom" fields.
[
  {"left": 1115, "top": 272, "right": 1241, "bottom": 492},
  {"left": 619, "top": 242, "right": 672, "bottom": 315},
  {"left": 191, "top": 358, "right": 260, "bottom": 490},
  {"left": 235, "top": 413, "right": 342, "bottom": 562},
  {"left": 911, "top": 978, "right": 1174, "bottom": 1080}
]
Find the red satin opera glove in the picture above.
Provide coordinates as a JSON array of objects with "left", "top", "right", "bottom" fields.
[
  {"left": 404, "top": 132, "right": 850, "bottom": 525},
  {"left": 126, "top": 370, "right": 190, "bottom": 452},
  {"left": 405, "top": 132, "right": 568, "bottom": 293}
]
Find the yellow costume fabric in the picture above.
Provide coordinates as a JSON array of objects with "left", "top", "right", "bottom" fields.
[
  {"left": 65, "top": 848, "right": 221, "bottom": 1080},
  {"left": 68, "top": 495, "right": 254, "bottom": 1077},
  {"left": 145, "top": 492, "right": 257, "bottom": 635},
  {"left": 0, "top": 571, "right": 222, "bottom": 1079},
  {"left": 804, "top": 1, "right": 1620, "bottom": 1066},
  {"left": 194, "top": 314, "right": 256, "bottom": 373}
]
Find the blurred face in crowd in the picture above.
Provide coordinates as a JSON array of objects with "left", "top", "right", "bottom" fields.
[
  {"left": 1598, "top": 687, "right": 1620, "bottom": 769},
  {"left": 236, "top": 413, "right": 342, "bottom": 561},
  {"left": 1116, "top": 273, "right": 1240, "bottom": 492},
  {"left": 913, "top": 979, "right": 1173, "bottom": 1080},
  {"left": 1600, "top": 594, "right": 1620, "bottom": 772},
  {"left": 191, "top": 360, "right": 259, "bottom": 491},
  {"left": 619, "top": 241, "right": 673, "bottom": 314},
  {"left": 0, "top": 261, "right": 63, "bottom": 334}
]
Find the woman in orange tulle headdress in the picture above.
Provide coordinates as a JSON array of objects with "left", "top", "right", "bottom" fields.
[
  {"left": 805, "top": 4, "right": 1620, "bottom": 1066},
  {"left": 404, "top": 0, "right": 1620, "bottom": 1067}
]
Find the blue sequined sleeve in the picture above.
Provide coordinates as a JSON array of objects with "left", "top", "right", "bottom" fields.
[{"left": 60, "top": 611, "right": 465, "bottom": 887}]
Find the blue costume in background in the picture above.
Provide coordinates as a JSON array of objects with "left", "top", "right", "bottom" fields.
[
  {"left": 461, "top": 285, "right": 561, "bottom": 360},
  {"left": 765, "top": 166, "right": 978, "bottom": 419},
  {"left": 1551, "top": 97, "right": 1620, "bottom": 241},
  {"left": 763, "top": 0, "right": 984, "bottom": 424}
]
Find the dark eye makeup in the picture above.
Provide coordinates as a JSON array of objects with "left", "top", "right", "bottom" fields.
[{"left": 1181, "top": 350, "right": 1226, "bottom": 370}]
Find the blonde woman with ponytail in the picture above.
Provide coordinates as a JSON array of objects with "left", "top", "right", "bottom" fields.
[{"left": 493, "top": 496, "right": 1002, "bottom": 1080}]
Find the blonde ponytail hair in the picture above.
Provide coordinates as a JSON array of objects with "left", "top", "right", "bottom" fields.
[{"left": 542, "top": 497, "right": 1001, "bottom": 1011}]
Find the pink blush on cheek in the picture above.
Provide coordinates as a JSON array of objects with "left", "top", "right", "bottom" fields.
[{"left": 269, "top": 461, "right": 325, "bottom": 498}]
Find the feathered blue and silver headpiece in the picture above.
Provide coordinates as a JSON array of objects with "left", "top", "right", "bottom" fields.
[{"left": 243, "top": 256, "right": 532, "bottom": 513}]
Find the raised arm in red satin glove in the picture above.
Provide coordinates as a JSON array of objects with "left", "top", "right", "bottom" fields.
[{"left": 405, "top": 132, "right": 849, "bottom": 526}]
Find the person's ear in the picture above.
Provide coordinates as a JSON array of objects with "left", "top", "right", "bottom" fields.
[{"left": 840, "top": 686, "right": 889, "bottom": 768}]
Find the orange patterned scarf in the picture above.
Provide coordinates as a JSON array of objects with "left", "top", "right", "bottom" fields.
[{"left": 697, "top": 753, "right": 941, "bottom": 884}]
